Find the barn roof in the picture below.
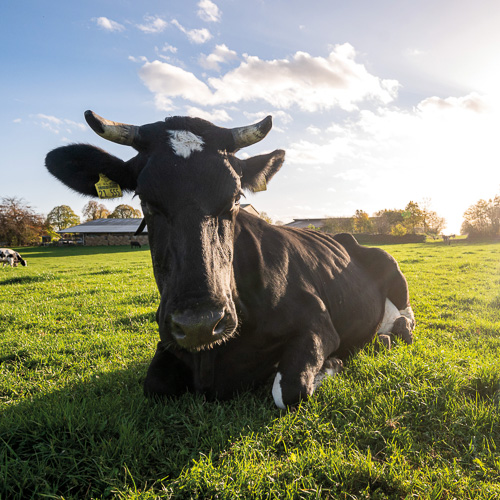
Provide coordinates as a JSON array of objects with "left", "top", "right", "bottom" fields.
[
  {"left": 58, "top": 218, "right": 145, "bottom": 234},
  {"left": 58, "top": 204, "right": 260, "bottom": 234},
  {"left": 284, "top": 218, "right": 327, "bottom": 229}
]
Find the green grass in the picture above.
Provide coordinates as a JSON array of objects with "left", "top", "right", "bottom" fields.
[{"left": 1, "top": 241, "right": 499, "bottom": 499}]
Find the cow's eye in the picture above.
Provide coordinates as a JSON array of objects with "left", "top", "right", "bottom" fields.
[
  {"left": 219, "top": 191, "right": 244, "bottom": 218},
  {"left": 232, "top": 191, "right": 245, "bottom": 210},
  {"left": 142, "top": 202, "right": 162, "bottom": 217}
]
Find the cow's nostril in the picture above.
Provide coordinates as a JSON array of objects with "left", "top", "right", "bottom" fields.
[
  {"left": 213, "top": 312, "right": 227, "bottom": 336},
  {"left": 171, "top": 321, "right": 187, "bottom": 341}
]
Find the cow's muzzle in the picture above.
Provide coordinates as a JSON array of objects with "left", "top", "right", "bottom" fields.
[{"left": 170, "top": 308, "right": 235, "bottom": 350}]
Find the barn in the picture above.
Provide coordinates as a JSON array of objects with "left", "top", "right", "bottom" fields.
[
  {"left": 58, "top": 218, "right": 147, "bottom": 246},
  {"left": 59, "top": 205, "right": 260, "bottom": 246}
]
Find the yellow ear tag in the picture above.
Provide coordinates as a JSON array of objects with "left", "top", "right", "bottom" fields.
[
  {"left": 95, "top": 173, "right": 123, "bottom": 199},
  {"left": 252, "top": 178, "right": 267, "bottom": 193}
]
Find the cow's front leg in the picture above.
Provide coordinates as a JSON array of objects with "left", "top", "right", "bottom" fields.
[
  {"left": 272, "top": 328, "right": 339, "bottom": 409},
  {"left": 143, "top": 342, "right": 193, "bottom": 398}
]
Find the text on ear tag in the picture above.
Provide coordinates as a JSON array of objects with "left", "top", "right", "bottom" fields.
[
  {"left": 95, "top": 173, "right": 122, "bottom": 199},
  {"left": 253, "top": 178, "right": 267, "bottom": 192}
]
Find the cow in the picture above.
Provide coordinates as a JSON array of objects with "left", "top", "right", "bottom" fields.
[
  {"left": 0, "top": 248, "right": 27, "bottom": 268},
  {"left": 130, "top": 241, "right": 142, "bottom": 249},
  {"left": 45, "top": 110, "right": 415, "bottom": 408}
]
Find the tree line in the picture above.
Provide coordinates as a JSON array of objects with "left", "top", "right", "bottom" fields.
[
  {"left": 1, "top": 193, "right": 499, "bottom": 246},
  {"left": 0, "top": 197, "right": 141, "bottom": 246},
  {"left": 314, "top": 201, "right": 446, "bottom": 237}
]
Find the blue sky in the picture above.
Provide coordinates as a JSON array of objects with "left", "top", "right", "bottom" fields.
[{"left": 2, "top": 0, "right": 500, "bottom": 232}]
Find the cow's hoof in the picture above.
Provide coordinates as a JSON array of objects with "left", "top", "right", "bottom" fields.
[
  {"left": 313, "top": 357, "right": 343, "bottom": 390},
  {"left": 392, "top": 316, "right": 413, "bottom": 344},
  {"left": 378, "top": 334, "right": 392, "bottom": 349}
]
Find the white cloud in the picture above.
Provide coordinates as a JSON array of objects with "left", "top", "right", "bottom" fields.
[
  {"left": 138, "top": 44, "right": 398, "bottom": 112},
  {"left": 128, "top": 55, "right": 148, "bottom": 63},
  {"left": 171, "top": 19, "right": 212, "bottom": 44},
  {"left": 197, "top": 0, "right": 221, "bottom": 23},
  {"left": 199, "top": 44, "right": 238, "bottom": 71},
  {"left": 281, "top": 92, "right": 499, "bottom": 232},
  {"left": 138, "top": 60, "right": 213, "bottom": 103},
  {"left": 307, "top": 125, "right": 321, "bottom": 135},
  {"left": 137, "top": 16, "right": 168, "bottom": 34},
  {"left": 418, "top": 92, "right": 487, "bottom": 114},
  {"left": 34, "top": 114, "right": 86, "bottom": 134},
  {"left": 159, "top": 43, "right": 177, "bottom": 54},
  {"left": 94, "top": 17, "right": 125, "bottom": 32},
  {"left": 185, "top": 107, "right": 232, "bottom": 123}
]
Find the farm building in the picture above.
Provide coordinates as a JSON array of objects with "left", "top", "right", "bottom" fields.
[
  {"left": 285, "top": 217, "right": 356, "bottom": 229},
  {"left": 59, "top": 204, "right": 260, "bottom": 246},
  {"left": 57, "top": 218, "right": 147, "bottom": 246},
  {"left": 285, "top": 218, "right": 329, "bottom": 229}
]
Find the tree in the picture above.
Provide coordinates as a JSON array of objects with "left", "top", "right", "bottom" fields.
[
  {"left": 390, "top": 223, "right": 407, "bottom": 236},
  {"left": 402, "top": 201, "right": 424, "bottom": 234},
  {"left": 322, "top": 217, "right": 354, "bottom": 234},
  {"left": 420, "top": 199, "right": 446, "bottom": 236},
  {"left": 82, "top": 201, "right": 110, "bottom": 221},
  {"left": 461, "top": 196, "right": 500, "bottom": 237},
  {"left": 353, "top": 210, "right": 373, "bottom": 233},
  {"left": 108, "top": 204, "right": 142, "bottom": 219},
  {"left": 0, "top": 197, "right": 47, "bottom": 245},
  {"left": 46, "top": 205, "right": 80, "bottom": 231},
  {"left": 259, "top": 211, "right": 273, "bottom": 224},
  {"left": 374, "top": 209, "right": 404, "bottom": 234}
]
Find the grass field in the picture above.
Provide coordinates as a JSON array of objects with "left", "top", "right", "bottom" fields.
[{"left": 1, "top": 241, "right": 499, "bottom": 499}]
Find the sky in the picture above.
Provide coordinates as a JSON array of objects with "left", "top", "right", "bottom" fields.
[{"left": 2, "top": 0, "right": 500, "bottom": 233}]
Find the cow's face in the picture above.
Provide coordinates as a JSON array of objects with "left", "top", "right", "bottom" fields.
[
  {"left": 46, "top": 111, "right": 285, "bottom": 351},
  {"left": 135, "top": 125, "right": 246, "bottom": 351}
]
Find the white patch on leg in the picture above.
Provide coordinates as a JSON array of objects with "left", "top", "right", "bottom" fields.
[
  {"left": 313, "top": 361, "right": 342, "bottom": 391},
  {"left": 168, "top": 130, "right": 204, "bottom": 158},
  {"left": 272, "top": 372, "right": 286, "bottom": 409},
  {"left": 378, "top": 298, "right": 400, "bottom": 334},
  {"left": 399, "top": 306, "right": 415, "bottom": 326}
]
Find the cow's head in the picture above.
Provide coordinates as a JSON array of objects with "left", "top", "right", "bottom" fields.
[{"left": 46, "top": 111, "right": 285, "bottom": 351}]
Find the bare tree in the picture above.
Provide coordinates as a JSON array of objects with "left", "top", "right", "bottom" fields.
[{"left": 0, "top": 197, "right": 46, "bottom": 246}]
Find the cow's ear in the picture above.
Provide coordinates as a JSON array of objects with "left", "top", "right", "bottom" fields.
[
  {"left": 45, "top": 144, "right": 138, "bottom": 196},
  {"left": 238, "top": 149, "right": 285, "bottom": 193}
]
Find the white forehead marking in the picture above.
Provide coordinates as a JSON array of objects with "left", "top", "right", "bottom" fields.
[{"left": 168, "top": 130, "right": 204, "bottom": 159}]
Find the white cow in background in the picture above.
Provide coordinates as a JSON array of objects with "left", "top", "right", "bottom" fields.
[{"left": 0, "top": 248, "right": 27, "bottom": 267}]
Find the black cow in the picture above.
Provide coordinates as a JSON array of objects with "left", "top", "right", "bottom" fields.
[
  {"left": 0, "top": 248, "right": 27, "bottom": 268},
  {"left": 45, "top": 111, "right": 415, "bottom": 408},
  {"left": 130, "top": 241, "right": 142, "bottom": 249}
]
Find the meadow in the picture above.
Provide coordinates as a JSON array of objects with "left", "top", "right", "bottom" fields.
[{"left": 0, "top": 240, "right": 499, "bottom": 499}]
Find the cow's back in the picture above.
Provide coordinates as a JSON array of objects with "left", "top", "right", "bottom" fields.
[{"left": 233, "top": 213, "right": 390, "bottom": 355}]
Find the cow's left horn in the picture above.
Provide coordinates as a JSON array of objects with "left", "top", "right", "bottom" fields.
[
  {"left": 84, "top": 110, "right": 140, "bottom": 146},
  {"left": 231, "top": 115, "right": 272, "bottom": 149}
]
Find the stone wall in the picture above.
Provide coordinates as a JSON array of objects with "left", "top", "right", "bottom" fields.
[{"left": 84, "top": 234, "right": 149, "bottom": 246}]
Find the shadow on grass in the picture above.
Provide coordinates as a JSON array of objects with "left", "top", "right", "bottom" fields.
[
  {"left": 0, "top": 274, "right": 58, "bottom": 285},
  {"left": 0, "top": 361, "right": 277, "bottom": 500},
  {"left": 11, "top": 245, "right": 150, "bottom": 260}
]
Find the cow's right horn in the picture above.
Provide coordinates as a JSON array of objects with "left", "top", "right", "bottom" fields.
[
  {"left": 84, "top": 110, "right": 140, "bottom": 146},
  {"left": 231, "top": 115, "right": 273, "bottom": 149}
]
